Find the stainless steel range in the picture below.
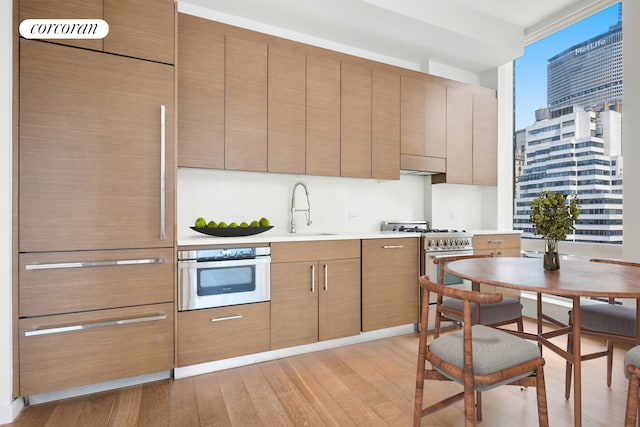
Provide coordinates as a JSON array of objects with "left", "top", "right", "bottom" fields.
[{"left": 381, "top": 220, "right": 474, "bottom": 329}]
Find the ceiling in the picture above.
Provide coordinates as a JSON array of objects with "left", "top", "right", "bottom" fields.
[{"left": 180, "top": 0, "right": 611, "bottom": 75}]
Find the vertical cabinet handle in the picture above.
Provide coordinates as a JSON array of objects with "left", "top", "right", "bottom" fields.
[
  {"left": 311, "top": 264, "right": 315, "bottom": 293},
  {"left": 160, "top": 104, "right": 166, "bottom": 241},
  {"left": 324, "top": 264, "right": 328, "bottom": 291}
]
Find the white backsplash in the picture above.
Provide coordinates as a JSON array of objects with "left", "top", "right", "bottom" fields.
[{"left": 177, "top": 168, "right": 426, "bottom": 237}]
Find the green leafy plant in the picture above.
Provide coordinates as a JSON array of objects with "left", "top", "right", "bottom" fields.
[{"left": 529, "top": 190, "right": 581, "bottom": 241}]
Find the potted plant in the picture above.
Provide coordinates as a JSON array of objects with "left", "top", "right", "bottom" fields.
[{"left": 529, "top": 190, "right": 581, "bottom": 270}]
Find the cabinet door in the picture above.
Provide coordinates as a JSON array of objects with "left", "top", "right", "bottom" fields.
[
  {"left": 177, "top": 302, "right": 270, "bottom": 366},
  {"left": 19, "top": 303, "right": 174, "bottom": 396},
  {"left": 445, "top": 86, "right": 473, "bottom": 184},
  {"left": 318, "top": 258, "right": 361, "bottom": 341},
  {"left": 424, "top": 78, "right": 447, "bottom": 159},
  {"left": 473, "top": 91, "right": 498, "bottom": 185},
  {"left": 225, "top": 36, "right": 268, "bottom": 172},
  {"left": 306, "top": 55, "right": 341, "bottom": 176},
  {"left": 268, "top": 46, "right": 306, "bottom": 174},
  {"left": 19, "top": 40, "right": 175, "bottom": 252},
  {"left": 362, "top": 238, "right": 419, "bottom": 331},
  {"left": 177, "top": 13, "right": 225, "bottom": 169},
  {"left": 400, "top": 76, "right": 425, "bottom": 156},
  {"left": 104, "top": 0, "right": 175, "bottom": 64},
  {"left": 19, "top": 0, "right": 103, "bottom": 51},
  {"left": 341, "top": 63, "right": 372, "bottom": 178},
  {"left": 271, "top": 261, "right": 319, "bottom": 349},
  {"left": 372, "top": 71, "right": 400, "bottom": 180}
]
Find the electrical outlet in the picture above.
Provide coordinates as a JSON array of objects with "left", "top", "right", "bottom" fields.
[
  {"left": 233, "top": 212, "right": 247, "bottom": 221},
  {"left": 348, "top": 213, "right": 359, "bottom": 221}
]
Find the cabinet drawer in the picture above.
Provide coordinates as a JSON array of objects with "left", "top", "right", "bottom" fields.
[
  {"left": 472, "top": 234, "right": 521, "bottom": 251},
  {"left": 271, "top": 240, "right": 360, "bottom": 262},
  {"left": 177, "top": 302, "right": 270, "bottom": 366},
  {"left": 19, "top": 248, "right": 174, "bottom": 317},
  {"left": 19, "top": 303, "right": 174, "bottom": 396}
]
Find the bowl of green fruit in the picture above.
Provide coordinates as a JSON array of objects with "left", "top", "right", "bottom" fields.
[{"left": 191, "top": 217, "right": 273, "bottom": 237}]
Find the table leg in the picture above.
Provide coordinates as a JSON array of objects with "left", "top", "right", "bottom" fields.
[{"left": 572, "top": 296, "right": 582, "bottom": 427}]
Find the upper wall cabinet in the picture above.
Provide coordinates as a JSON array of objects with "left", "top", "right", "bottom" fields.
[
  {"left": 432, "top": 84, "right": 498, "bottom": 186},
  {"left": 400, "top": 75, "right": 446, "bottom": 174},
  {"left": 306, "top": 55, "right": 341, "bottom": 177},
  {"left": 177, "top": 13, "right": 224, "bottom": 169},
  {"left": 372, "top": 71, "right": 401, "bottom": 180},
  {"left": 225, "top": 36, "right": 268, "bottom": 172},
  {"left": 341, "top": 63, "right": 372, "bottom": 179},
  {"left": 268, "top": 45, "right": 306, "bottom": 175},
  {"left": 19, "top": 0, "right": 175, "bottom": 64}
]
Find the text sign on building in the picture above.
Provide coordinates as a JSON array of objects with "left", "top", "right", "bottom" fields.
[{"left": 574, "top": 39, "right": 606, "bottom": 56}]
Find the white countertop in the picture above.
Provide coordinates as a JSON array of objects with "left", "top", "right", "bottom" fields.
[
  {"left": 468, "top": 230, "right": 522, "bottom": 235},
  {"left": 178, "top": 231, "right": 421, "bottom": 247}
]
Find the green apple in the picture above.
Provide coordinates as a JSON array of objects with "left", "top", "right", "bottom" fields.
[
  {"left": 229, "top": 222, "right": 238, "bottom": 228},
  {"left": 206, "top": 220, "right": 217, "bottom": 228},
  {"left": 239, "top": 222, "right": 249, "bottom": 228},
  {"left": 259, "top": 217, "right": 270, "bottom": 227},
  {"left": 194, "top": 217, "right": 206, "bottom": 228},
  {"left": 250, "top": 220, "right": 260, "bottom": 227},
  {"left": 217, "top": 221, "right": 228, "bottom": 228}
]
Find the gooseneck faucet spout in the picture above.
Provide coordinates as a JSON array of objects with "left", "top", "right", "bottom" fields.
[{"left": 290, "top": 181, "right": 312, "bottom": 233}]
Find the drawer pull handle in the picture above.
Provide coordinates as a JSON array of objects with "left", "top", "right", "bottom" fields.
[
  {"left": 211, "top": 315, "right": 243, "bottom": 323},
  {"left": 25, "top": 258, "right": 166, "bottom": 270},
  {"left": 24, "top": 313, "right": 167, "bottom": 337},
  {"left": 383, "top": 245, "right": 404, "bottom": 249},
  {"left": 160, "top": 104, "right": 166, "bottom": 241},
  {"left": 488, "top": 240, "right": 504, "bottom": 244},
  {"left": 324, "top": 264, "right": 328, "bottom": 291}
]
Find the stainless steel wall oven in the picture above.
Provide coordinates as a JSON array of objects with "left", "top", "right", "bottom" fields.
[{"left": 178, "top": 246, "right": 270, "bottom": 311}]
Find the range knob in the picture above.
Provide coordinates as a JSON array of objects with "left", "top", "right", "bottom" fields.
[{"left": 429, "top": 239, "right": 436, "bottom": 248}]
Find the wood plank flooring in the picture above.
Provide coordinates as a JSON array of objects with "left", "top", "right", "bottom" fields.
[{"left": 7, "top": 320, "right": 633, "bottom": 426}]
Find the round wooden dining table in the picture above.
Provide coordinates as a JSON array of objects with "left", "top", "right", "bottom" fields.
[{"left": 443, "top": 256, "right": 640, "bottom": 427}]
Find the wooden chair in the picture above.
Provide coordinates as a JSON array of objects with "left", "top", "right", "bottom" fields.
[
  {"left": 564, "top": 258, "right": 640, "bottom": 399},
  {"left": 432, "top": 254, "right": 524, "bottom": 338},
  {"left": 414, "top": 275, "right": 549, "bottom": 427},
  {"left": 624, "top": 345, "right": 640, "bottom": 427}
]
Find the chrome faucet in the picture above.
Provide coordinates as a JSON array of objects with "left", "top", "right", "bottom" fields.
[{"left": 290, "top": 181, "right": 312, "bottom": 233}]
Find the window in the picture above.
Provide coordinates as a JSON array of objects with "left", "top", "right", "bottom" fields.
[{"left": 513, "top": 3, "right": 623, "bottom": 246}]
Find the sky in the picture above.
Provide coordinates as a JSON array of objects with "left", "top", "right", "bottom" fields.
[{"left": 514, "top": 3, "right": 621, "bottom": 131}]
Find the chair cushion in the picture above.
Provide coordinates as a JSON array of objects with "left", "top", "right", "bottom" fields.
[
  {"left": 429, "top": 324, "right": 541, "bottom": 391},
  {"left": 580, "top": 303, "right": 636, "bottom": 337},
  {"left": 624, "top": 345, "right": 640, "bottom": 379},
  {"left": 441, "top": 297, "right": 521, "bottom": 325}
]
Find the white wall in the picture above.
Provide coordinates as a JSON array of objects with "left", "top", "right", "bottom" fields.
[
  {"left": 0, "top": 1, "right": 20, "bottom": 424},
  {"left": 177, "top": 169, "right": 425, "bottom": 237},
  {"left": 622, "top": 0, "right": 640, "bottom": 262}
]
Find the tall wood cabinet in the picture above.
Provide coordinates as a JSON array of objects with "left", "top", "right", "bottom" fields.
[
  {"left": 19, "top": 0, "right": 175, "bottom": 64},
  {"left": 372, "top": 71, "right": 401, "bottom": 180},
  {"left": 341, "top": 63, "right": 372, "bottom": 179},
  {"left": 18, "top": 34, "right": 175, "bottom": 395},
  {"left": 270, "top": 240, "right": 361, "bottom": 350}
]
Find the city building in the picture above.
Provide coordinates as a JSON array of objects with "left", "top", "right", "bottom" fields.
[
  {"left": 547, "top": 16, "right": 623, "bottom": 110},
  {"left": 513, "top": 105, "right": 623, "bottom": 244}
]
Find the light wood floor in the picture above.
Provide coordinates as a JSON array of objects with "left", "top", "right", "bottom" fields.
[{"left": 7, "top": 319, "right": 633, "bottom": 426}]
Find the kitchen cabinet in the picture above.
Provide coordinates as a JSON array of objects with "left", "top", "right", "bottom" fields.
[
  {"left": 306, "top": 55, "right": 341, "bottom": 177},
  {"left": 19, "top": 0, "right": 175, "bottom": 64},
  {"left": 473, "top": 233, "right": 521, "bottom": 298},
  {"left": 362, "top": 238, "right": 420, "bottom": 331},
  {"left": 341, "top": 63, "right": 372, "bottom": 178},
  {"left": 432, "top": 84, "right": 498, "bottom": 185},
  {"left": 177, "top": 302, "right": 270, "bottom": 367},
  {"left": 270, "top": 240, "right": 361, "bottom": 350},
  {"left": 19, "top": 40, "right": 174, "bottom": 252},
  {"left": 19, "top": 303, "right": 174, "bottom": 396},
  {"left": 372, "top": 71, "right": 401, "bottom": 180},
  {"left": 18, "top": 39, "right": 175, "bottom": 395},
  {"left": 473, "top": 91, "right": 499, "bottom": 186},
  {"left": 400, "top": 75, "right": 447, "bottom": 174},
  {"left": 177, "top": 13, "right": 225, "bottom": 169},
  {"left": 268, "top": 45, "right": 306, "bottom": 174},
  {"left": 225, "top": 36, "right": 268, "bottom": 172}
]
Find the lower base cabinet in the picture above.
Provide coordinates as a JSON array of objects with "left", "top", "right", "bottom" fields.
[
  {"left": 177, "top": 302, "right": 271, "bottom": 367},
  {"left": 19, "top": 303, "right": 174, "bottom": 396}
]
